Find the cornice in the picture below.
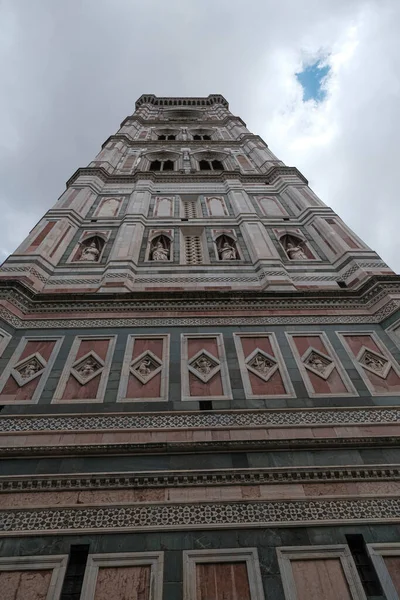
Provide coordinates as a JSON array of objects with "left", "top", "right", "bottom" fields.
[
  {"left": 66, "top": 165, "right": 307, "bottom": 188},
  {"left": 1, "top": 465, "right": 399, "bottom": 493}
]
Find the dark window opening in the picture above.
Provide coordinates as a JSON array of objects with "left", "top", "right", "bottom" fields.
[
  {"left": 346, "top": 534, "right": 383, "bottom": 597},
  {"left": 158, "top": 135, "right": 166, "bottom": 140},
  {"left": 150, "top": 160, "right": 161, "bottom": 171},
  {"left": 203, "top": 135, "right": 211, "bottom": 140},
  {"left": 337, "top": 280, "right": 347, "bottom": 288},
  {"left": 0, "top": 406, "right": 4, "bottom": 413},
  {"left": 167, "top": 134, "right": 176, "bottom": 140},
  {"left": 199, "top": 400, "right": 213, "bottom": 411},
  {"left": 199, "top": 159, "right": 212, "bottom": 171},
  {"left": 211, "top": 159, "right": 224, "bottom": 170},
  {"left": 60, "top": 545, "right": 90, "bottom": 600},
  {"left": 193, "top": 134, "right": 201, "bottom": 140},
  {"left": 163, "top": 159, "right": 174, "bottom": 171}
]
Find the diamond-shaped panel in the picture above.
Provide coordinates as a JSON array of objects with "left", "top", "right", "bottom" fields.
[
  {"left": 357, "top": 347, "right": 391, "bottom": 379},
  {"left": 11, "top": 353, "right": 47, "bottom": 386},
  {"left": 302, "top": 348, "right": 335, "bottom": 380},
  {"left": 71, "top": 351, "right": 104, "bottom": 385},
  {"left": 130, "top": 350, "right": 163, "bottom": 384},
  {"left": 188, "top": 349, "right": 221, "bottom": 383},
  {"left": 245, "top": 348, "right": 278, "bottom": 382}
]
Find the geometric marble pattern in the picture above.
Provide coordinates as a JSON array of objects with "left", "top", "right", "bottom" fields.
[
  {"left": 11, "top": 352, "right": 47, "bottom": 386},
  {"left": 130, "top": 350, "right": 163, "bottom": 384},
  {"left": 302, "top": 347, "right": 335, "bottom": 380},
  {"left": 1, "top": 407, "right": 400, "bottom": 433},
  {"left": 2, "top": 497, "right": 400, "bottom": 534},
  {"left": 70, "top": 351, "right": 104, "bottom": 385},
  {"left": 245, "top": 348, "right": 278, "bottom": 382},
  {"left": 357, "top": 346, "right": 391, "bottom": 379},
  {"left": 188, "top": 349, "right": 221, "bottom": 383}
]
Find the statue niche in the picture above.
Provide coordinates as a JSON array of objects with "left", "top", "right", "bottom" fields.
[
  {"left": 78, "top": 236, "right": 104, "bottom": 262},
  {"left": 280, "top": 234, "right": 309, "bottom": 260},
  {"left": 150, "top": 235, "right": 171, "bottom": 261},
  {"left": 216, "top": 235, "right": 238, "bottom": 261}
]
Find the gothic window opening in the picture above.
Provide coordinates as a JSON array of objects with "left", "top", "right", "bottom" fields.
[
  {"left": 167, "top": 134, "right": 176, "bottom": 140},
  {"left": 184, "top": 235, "right": 203, "bottom": 264},
  {"left": 193, "top": 134, "right": 212, "bottom": 140},
  {"left": 199, "top": 158, "right": 224, "bottom": 171},
  {"left": 216, "top": 235, "right": 239, "bottom": 260},
  {"left": 78, "top": 236, "right": 104, "bottom": 262},
  {"left": 158, "top": 135, "right": 166, "bottom": 140},
  {"left": 150, "top": 235, "right": 171, "bottom": 262},
  {"left": 280, "top": 234, "right": 309, "bottom": 260},
  {"left": 149, "top": 159, "right": 175, "bottom": 172},
  {"left": 346, "top": 535, "right": 383, "bottom": 597}
]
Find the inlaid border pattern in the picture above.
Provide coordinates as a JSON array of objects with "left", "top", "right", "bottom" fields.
[
  {"left": 1, "top": 406, "right": 400, "bottom": 433},
  {"left": 2, "top": 497, "right": 400, "bottom": 536},
  {"left": 1, "top": 465, "right": 398, "bottom": 493}
]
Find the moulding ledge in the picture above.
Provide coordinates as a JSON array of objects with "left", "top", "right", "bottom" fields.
[
  {"left": 1, "top": 436, "right": 400, "bottom": 458},
  {"left": 1, "top": 465, "right": 399, "bottom": 493}
]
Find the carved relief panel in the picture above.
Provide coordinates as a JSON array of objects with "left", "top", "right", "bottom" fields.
[
  {"left": 234, "top": 333, "right": 295, "bottom": 399},
  {"left": 181, "top": 334, "right": 232, "bottom": 401},
  {"left": 117, "top": 334, "right": 169, "bottom": 402},
  {"left": 286, "top": 332, "right": 357, "bottom": 397},
  {"left": 53, "top": 335, "right": 116, "bottom": 403},
  {"left": 0, "top": 336, "right": 63, "bottom": 404},
  {"left": 337, "top": 332, "right": 400, "bottom": 396}
]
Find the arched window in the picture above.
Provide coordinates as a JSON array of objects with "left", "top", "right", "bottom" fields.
[
  {"left": 211, "top": 159, "right": 224, "bottom": 170},
  {"left": 203, "top": 134, "right": 211, "bottom": 140},
  {"left": 193, "top": 134, "right": 201, "bottom": 140},
  {"left": 149, "top": 159, "right": 175, "bottom": 172},
  {"left": 192, "top": 133, "right": 212, "bottom": 141},
  {"left": 167, "top": 134, "right": 176, "bottom": 140},
  {"left": 158, "top": 135, "right": 166, "bottom": 140},
  {"left": 199, "top": 159, "right": 212, "bottom": 171}
]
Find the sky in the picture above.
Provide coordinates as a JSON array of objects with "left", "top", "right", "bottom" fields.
[{"left": 0, "top": 0, "right": 399, "bottom": 272}]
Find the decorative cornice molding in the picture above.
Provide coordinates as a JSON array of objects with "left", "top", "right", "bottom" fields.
[
  {"left": 2, "top": 497, "right": 400, "bottom": 535},
  {"left": 2, "top": 406, "right": 400, "bottom": 433},
  {"left": 1, "top": 465, "right": 399, "bottom": 493},
  {"left": 1, "top": 437, "right": 400, "bottom": 458}
]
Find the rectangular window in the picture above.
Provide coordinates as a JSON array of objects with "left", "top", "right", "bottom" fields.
[
  {"left": 60, "top": 545, "right": 90, "bottom": 600},
  {"left": 367, "top": 543, "right": 400, "bottom": 600},
  {"left": 183, "top": 549, "right": 264, "bottom": 600}
]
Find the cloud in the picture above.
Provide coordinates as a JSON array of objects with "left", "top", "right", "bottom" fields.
[{"left": 0, "top": 0, "right": 399, "bottom": 271}]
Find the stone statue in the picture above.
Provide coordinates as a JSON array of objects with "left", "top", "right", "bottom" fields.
[
  {"left": 21, "top": 361, "right": 41, "bottom": 378},
  {"left": 80, "top": 241, "right": 100, "bottom": 262},
  {"left": 364, "top": 353, "right": 385, "bottom": 371},
  {"left": 151, "top": 240, "right": 169, "bottom": 261},
  {"left": 286, "top": 241, "right": 307, "bottom": 260},
  {"left": 194, "top": 356, "right": 213, "bottom": 374},
  {"left": 219, "top": 240, "right": 237, "bottom": 260},
  {"left": 308, "top": 355, "right": 326, "bottom": 373}
]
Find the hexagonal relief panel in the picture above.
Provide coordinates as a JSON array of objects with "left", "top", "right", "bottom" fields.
[
  {"left": 302, "top": 347, "right": 335, "bottom": 380},
  {"left": 188, "top": 349, "right": 221, "bottom": 383},
  {"left": 357, "top": 346, "right": 391, "bottom": 379},
  {"left": 71, "top": 351, "right": 104, "bottom": 385},
  {"left": 11, "top": 353, "right": 47, "bottom": 386},
  {"left": 245, "top": 348, "right": 278, "bottom": 382},
  {"left": 130, "top": 350, "right": 163, "bottom": 384}
]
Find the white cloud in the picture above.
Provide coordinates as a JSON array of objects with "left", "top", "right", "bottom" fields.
[{"left": 0, "top": 0, "right": 399, "bottom": 270}]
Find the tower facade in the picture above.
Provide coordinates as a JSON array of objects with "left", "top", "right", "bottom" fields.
[{"left": 0, "top": 95, "right": 400, "bottom": 599}]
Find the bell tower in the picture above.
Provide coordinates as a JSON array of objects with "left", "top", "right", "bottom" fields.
[{"left": 0, "top": 95, "right": 400, "bottom": 600}]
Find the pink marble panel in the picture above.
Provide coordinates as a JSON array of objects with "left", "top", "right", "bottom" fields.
[
  {"left": 291, "top": 559, "right": 352, "bottom": 600},
  {"left": 27, "top": 222, "right": 56, "bottom": 252},
  {"left": 292, "top": 335, "right": 348, "bottom": 394},
  {"left": 1, "top": 569, "right": 52, "bottom": 600},
  {"left": 383, "top": 556, "right": 400, "bottom": 594},
  {"left": 62, "top": 338, "right": 110, "bottom": 400},
  {"left": 196, "top": 562, "right": 250, "bottom": 600},
  {"left": 94, "top": 565, "right": 150, "bottom": 600},
  {"left": 344, "top": 335, "right": 400, "bottom": 392}
]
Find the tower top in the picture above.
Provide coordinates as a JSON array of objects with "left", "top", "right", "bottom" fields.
[{"left": 135, "top": 94, "right": 229, "bottom": 110}]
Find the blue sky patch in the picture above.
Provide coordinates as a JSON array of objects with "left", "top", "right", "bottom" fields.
[{"left": 296, "top": 61, "right": 330, "bottom": 102}]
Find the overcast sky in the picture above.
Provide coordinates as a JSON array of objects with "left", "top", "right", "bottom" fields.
[{"left": 0, "top": 0, "right": 399, "bottom": 271}]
